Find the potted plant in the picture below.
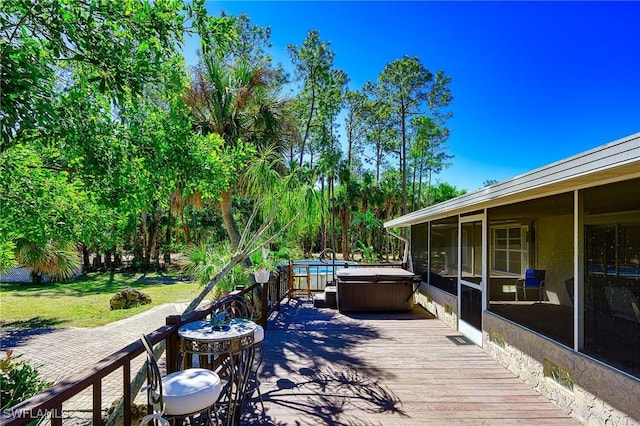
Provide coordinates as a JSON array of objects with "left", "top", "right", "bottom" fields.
[
  {"left": 253, "top": 267, "right": 270, "bottom": 284},
  {"left": 250, "top": 247, "right": 275, "bottom": 284}
]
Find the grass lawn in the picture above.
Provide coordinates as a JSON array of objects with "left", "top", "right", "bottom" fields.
[{"left": 0, "top": 272, "right": 205, "bottom": 328}]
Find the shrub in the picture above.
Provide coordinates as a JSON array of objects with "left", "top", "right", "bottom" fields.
[
  {"left": 109, "top": 287, "right": 152, "bottom": 310},
  {"left": 0, "top": 350, "right": 52, "bottom": 411}
]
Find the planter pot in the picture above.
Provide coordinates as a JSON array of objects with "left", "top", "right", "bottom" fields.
[{"left": 254, "top": 269, "right": 270, "bottom": 284}]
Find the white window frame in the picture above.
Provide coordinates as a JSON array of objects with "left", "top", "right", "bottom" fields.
[{"left": 491, "top": 224, "right": 529, "bottom": 275}]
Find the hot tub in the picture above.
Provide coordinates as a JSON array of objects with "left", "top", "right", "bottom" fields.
[{"left": 335, "top": 267, "right": 418, "bottom": 313}]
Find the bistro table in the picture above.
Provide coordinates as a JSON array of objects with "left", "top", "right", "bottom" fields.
[{"left": 178, "top": 318, "right": 258, "bottom": 426}]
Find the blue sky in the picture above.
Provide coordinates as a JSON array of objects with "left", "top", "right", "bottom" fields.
[{"left": 187, "top": 1, "right": 640, "bottom": 192}]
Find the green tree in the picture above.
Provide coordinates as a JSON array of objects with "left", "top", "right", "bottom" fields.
[
  {"left": 351, "top": 209, "right": 382, "bottom": 260},
  {"left": 49, "top": 46, "right": 234, "bottom": 270},
  {"left": 409, "top": 116, "right": 452, "bottom": 208},
  {"left": 0, "top": 144, "right": 86, "bottom": 280},
  {"left": 377, "top": 56, "right": 452, "bottom": 214},
  {"left": 379, "top": 169, "right": 404, "bottom": 257},
  {"left": 0, "top": 0, "right": 194, "bottom": 151},
  {"left": 287, "top": 29, "right": 347, "bottom": 254},
  {"left": 185, "top": 14, "right": 288, "bottom": 252},
  {"left": 343, "top": 89, "right": 367, "bottom": 170},
  {"left": 333, "top": 162, "right": 358, "bottom": 258},
  {"left": 430, "top": 182, "right": 467, "bottom": 205},
  {"left": 0, "top": 0, "right": 237, "bottom": 274},
  {"left": 288, "top": 29, "right": 347, "bottom": 168},
  {"left": 361, "top": 81, "right": 397, "bottom": 181},
  {"left": 0, "top": 0, "right": 193, "bottom": 273}
]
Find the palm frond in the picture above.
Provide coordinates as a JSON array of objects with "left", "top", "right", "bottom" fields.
[{"left": 14, "top": 240, "right": 79, "bottom": 282}]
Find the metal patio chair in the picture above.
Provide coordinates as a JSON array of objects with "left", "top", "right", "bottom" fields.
[
  {"left": 515, "top": 269, "right": 546, "bottom": 302},
  {"left": 141, "top": 334, "right": 222, "bottom": 425}
]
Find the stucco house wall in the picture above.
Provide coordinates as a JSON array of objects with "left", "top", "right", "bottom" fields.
[{"left": 537, "top": 212, "right": 574, "bottom": 306}]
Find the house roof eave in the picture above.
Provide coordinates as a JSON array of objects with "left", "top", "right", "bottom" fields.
[{"left": 385, "top": 132, "right": 640, "bottom": 229}]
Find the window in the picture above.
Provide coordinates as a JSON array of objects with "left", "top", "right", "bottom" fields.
[
  {"left": 461, "top": 221, "right": 482, "bottom": 284},
  {"left": 584, "top": 222, "right": 640, "bottom": 378},
  {"left": 411, "top": 223, "right": 429, "bottom": 281},
  {"left": 429, "top": 218, "right": 458, "bottom": 295},
  {"left": 491, "top": 225, "right": 528, "bottom": 275},
  {"left": 488, "top": 194, "right": 574, "bottom": 347},
  {"left": 582, "top": 178, "right": 640, "bottom": 379}
]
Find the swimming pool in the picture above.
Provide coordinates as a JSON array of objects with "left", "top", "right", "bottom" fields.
[
  {"left": 291, "top": 260, "right": 360, "bottom": 291},
  {"left": 293, "top": 260, "right": 359, "bottom": 274}
]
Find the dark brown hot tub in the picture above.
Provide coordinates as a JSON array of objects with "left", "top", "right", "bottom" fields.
[{"left": 336, "top": 267, "right": 418, "bottom": 313}]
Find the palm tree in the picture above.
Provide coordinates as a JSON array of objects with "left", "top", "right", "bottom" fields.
[
  {"left": 14, "top": 240, "right": 79, "bottom": 284},
  {"left": 184, "top": 53, "right": 288, "bottom": 252}
]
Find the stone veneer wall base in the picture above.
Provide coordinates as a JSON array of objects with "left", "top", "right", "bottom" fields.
[
  {"left": 415, "top": 284, "right": 457, "bottom": 330},
  {"left": 483, "top": 311, "right": 640, "bottom": 426}
]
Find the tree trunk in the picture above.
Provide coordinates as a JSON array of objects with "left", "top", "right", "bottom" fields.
[
  {"left": 92, "top": 247, "right": 103, "bottom": 269},
  {"left": 114, "top": 251, "right": 122, "bottom": 268},
  {"left": 347, "top": 112, "right": 353, "bottom": 167},
  {"left": 221, "top": 189, "right": 241, "bottom": 251},
  {"left": 330, "top": 177, "right": 337, "bottom": 253},
  {"left": 104, "top": 249, "right": 112, "bottom": 269},
  {"left": 145, "top": 205, "right": 159, "bottom": 267},
  {"left": 427, "top": 168, "right": 433, "bottom": 205},
  {"left": 182, "top": 212, "right": 190, "bottom": 246},
  {"left": 132, "top": 221, "right": 145, "bottom": 269},
  {"left": 81, "top": 244, "right": 90, "bottom": 270},
  {"left": 320, "top": 176, "right": 326, "bottom": 253},
  {"left": 341, "top": 211, "right": 350, "bottom": 260},
  {"left": 299, "top": 75, "right": 316, "bottom": 167},
  {"left": 400, "top": 103, "right": 407, "bottom": 215},
  {"left": 411, "top": 158, "right": 417, "bottom": 210},
  {"left": 418, "top": 158, "right": 424, "bottom": 208},
  {"left": 376, "top": 139, "right": 382, "bottom": 181},
  {"left": 164, "top": 213, "right": 172, "bottom": 265}
]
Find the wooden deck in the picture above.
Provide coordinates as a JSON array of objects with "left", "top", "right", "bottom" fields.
[{"left": 246, "top": 298, "right": 577, "bottom": 425}]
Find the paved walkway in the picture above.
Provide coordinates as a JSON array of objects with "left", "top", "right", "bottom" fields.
[{"left": 0, "top": 302, "right": 192, "bottom": 424}]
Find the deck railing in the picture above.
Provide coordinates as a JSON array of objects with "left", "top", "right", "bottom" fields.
[{"left": 0, "top": 272, "right": 287, "bottom": 426}]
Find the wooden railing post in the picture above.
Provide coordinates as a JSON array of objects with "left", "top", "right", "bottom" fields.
[
  {"left": 93, "top": 381, "right": 102, "bottom": 425},
  {"left": 122, "top": 363, "right": 131, "bottom": 426},
  {"left": 261, "top": 280, "right": 268, "bottom": 329},
  {"left": 50, "top": 403, "right": 62, "bottom": 426},
  {"left": 287, "top": 261, "right": 293, "bottom": 298},
  {"left": 277, "top": 268, "right": 285, "bottom": 310},
  {"left": 166, "top": 315, "right": 182, "bottom": 373}
]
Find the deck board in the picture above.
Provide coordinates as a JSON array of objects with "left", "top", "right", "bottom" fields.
[{"left": 244, "top": 298, "right": 577, "bottom": 425}]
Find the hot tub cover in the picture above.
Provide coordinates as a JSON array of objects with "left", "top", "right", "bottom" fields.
[{"left": 336, "top": 267, "right": 416, "bottom": 282}]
